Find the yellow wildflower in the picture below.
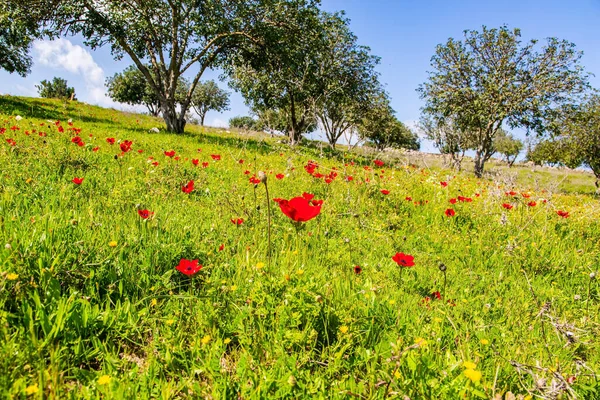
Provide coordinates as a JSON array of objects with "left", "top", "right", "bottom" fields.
[
  {"left": 97, "top": 375, "right": 111, "bottom": 385},
  {"left": 394, "top": 370, "right": 401, "bottom": 379},
  {"left": 224, "top": 338, "right": 231, "bottom": 345},
  {"left": 25, "top": 385, "right": 38, "bottom": 395},
  {"left": 480, "top": 339, "right": 489, "bottom": 345},
  {"left": 166, "top": 319, "right": 175, "bottom": 326},
  {"left": 108, "top": 241, "right": 117, "bottom": 247},
  {"left": 297, "top": 269, "right": 304, "bottom": 276},
  {"left": 463, "top": 361, "right": 477, "bottom": 370},
  {"left": 256, "top": 262, "right": 265, "bottom": 270},
  {"left": 464, "top": 369, "right": 482, "bottom": 382},
  {"left": 201, "top": 335, "right": 211, "bottom": 345},
  {"left": 339, "top": 326, "right": 349, "bottom": 334},
  {"left": 7, "top": 273, "right": 19, "bottom": 280},
  {"left": 26, "top": 178, "right": 33, "bottom": 184},
  {"left": 150, "top": 299, "right": 157, "bottom": 307},
  {"left": 414, "top": 337, "right": 428, "bottom": 347}
]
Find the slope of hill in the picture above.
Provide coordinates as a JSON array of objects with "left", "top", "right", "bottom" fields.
[{"left": 1, "top": 96, "right": 599, "bottom": 398}]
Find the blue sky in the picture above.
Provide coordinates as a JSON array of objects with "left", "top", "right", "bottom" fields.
[{"left": 1, "top": 0, "right": 599, "bottom": 152}]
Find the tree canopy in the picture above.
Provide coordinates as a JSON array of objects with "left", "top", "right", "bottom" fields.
[
  {"left": 190, "top": 80, "right": 230, "bottom": 126},
  {"left": 36, "top": 77, "right": 76, "bottom": 100},
  {"left": 418, "top": 25, "right": 589, "bottom": 177}
]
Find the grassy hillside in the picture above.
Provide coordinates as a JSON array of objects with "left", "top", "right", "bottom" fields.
[{"left": 1, "top": 96, "right": 599, "bottom": 399}]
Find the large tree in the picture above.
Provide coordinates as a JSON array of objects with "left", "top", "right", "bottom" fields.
[
  {"left": 38, "top": 0, "right": 320, "bottom": 133},
  {"left": 494, "top": 129, "right": 523, "bottom": 167},
  {"left": 528, "top": 95, "right": 600, "bottom": 190},
  {"left": 418, "top": 25, "right": 589, "bottom": 177},
  {"left": 228, "top": 7, "right": 332, "bottom": 144},
  {"left": 314, "top": 12, "right": 381, "bottom": 149},
  {"left": 36, "top": 77, "right": 76, "bottom": 100},
  {"left": 190, "top": 80, "right": 230, "bottom": 126},
  {"left": 106, "top": 65, "right": 161, "bottom": 116}
]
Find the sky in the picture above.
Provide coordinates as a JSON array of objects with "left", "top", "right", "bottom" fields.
[{"left": 1, "top": 0, "right": 599, "bottom": 152}]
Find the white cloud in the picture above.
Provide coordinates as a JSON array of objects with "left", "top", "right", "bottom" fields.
[{"left": 32, "top": 38, "right": 117, "bottom": 107}]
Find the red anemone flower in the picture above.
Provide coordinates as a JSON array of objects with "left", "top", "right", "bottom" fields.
[
  {"left": 380, "top": 189, "right": 390, "bottom": 195},
  {"left": 405, "top": 196, "right": 412, "bottom": 201},
  {"left": 71, "top": 136, "right": 82, "bottom": 144},
  {"left": 92, "top": 147, "right": 99, "bottom": 152},
  {"left": 440, "top": 181, "right": 448, "bottom": 187},
  {"left": 249, "top": 176, "right": 260, "bottom": 185},
  {"left": 557, "top": 210, "right": 570, "bottom": 218},
  {"left": 211, "top": 154, "right": 221, "bottom": 160},
  {"left": 354, "top": 265, "right": 362, "bottom": 274},
  {"left": 138, "top": 209, "right": 154, "bottom": 219},
  {"left": 449, "top": 198, "right": 457, "bottom": 204},
  {"left": 202, "top": 162, "right": 209, "bottom": 168},
  {"left": 192, "top": 159, "right": 199, "bottom": 166},
  {"left": 231, "top": 218, "right": 244, "bottom": 225},
  {"left": 120, "top": 140, "right": 133, "bottom": 152},
  {"left": 374, "top": 159, "right": 385, "bottom": 167},
  {"left": 458, "top": 196, "right": 472, "bottom": 202},
  {"left": 164, "top": 150, "right": 175, "bottom": 157},
  {"left": 72, "top": 177, "right": 84, "bottom": 185},
  {"left": 392, "top": 252, "right": 415, "bottom": 267},
  {"left": 238, "top": 159, "right": 244, "bottom": 164},
  {"left": 502, "top": 203, "right": 513, "bottom": 210},
  {"left": 176, "top": 259, "right": 202, "bottom": 276},
  {"left": 527, "top": 201, "right": 537, "bottom": 207},
  {"left": 182, "top": 180, "right": 194, "bottom": 193},
  {"left": 276, "top": 173, "right": 285, "bottom": 180},
  {"left": 445, "top": 208, "right": 456, "bottom": 217},
  {"left": 106, "top": 137, "right": 115, "bottom": 144},
  {"left": 274, "top": 193, "right": 322, "bottom": 222},
  {"left": 218, "top": 244, "right": 224, "bottom": 251}
]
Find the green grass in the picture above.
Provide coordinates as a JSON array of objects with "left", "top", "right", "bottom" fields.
[{"left": 1, "top": 96, "right": 599, "bottom": 399}]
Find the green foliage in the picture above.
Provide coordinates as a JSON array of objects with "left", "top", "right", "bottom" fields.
[
  {"left": 529, "top": 95, "right": 600, "bottom": 188},
  {"left": 35, "top": 77, "right": 76, "bottom": 100},
  {"left": 190, "top": 81, "right": 230, "bottom": 126},
  {"left": 418, "top": 25, "right": 590, "bottom": 177},
  {"left": 106, "top": 65, "right": 161, "bottom": 116},
  {"left": 419, "top": 114, "right": 473, "bottom": 170},
  {"left": 494, "top": 129, "right": 523, "bottom": 167},
  {"left": 0, "top": 96, "right": 599, "bottom": 398},
  {"left": 229, "top": 115, "right": 263, "bottom": 131}
]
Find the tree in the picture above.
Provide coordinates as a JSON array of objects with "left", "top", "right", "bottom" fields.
[
  {"left": 528, "top": 95, "right": 600, "bottom": 190},
  {"left": 494, "top": 129, "right": 523, "bottom": 167},
  {"left": 106, "top": 65, "right": 161, "bottom": 116},
  {"left": 418, "top": 25, "right": 589, "bottom": 177},
  {"left": 313, "top": 12, "right": 381, "bottom": 149},
  {"left": 229, "top": 116, "right": 262, "bottom": 131},
  {"left": 42, "top": 0, "right": 321, "bottom": 133},
  {"left": 358, "top": 92, "right": 419, "bottom": 151},
  {"left": 190, "top": 80, "right": 230, "bottom": 126},
  {"left": 36, "top": 77, "right": 76, "bottom": 100},
  {"left": 419, "top": 113, "right": 472, "bottom": 170},
  {"left": 228, "top": 7, "right": 332, "bottom": 144}
]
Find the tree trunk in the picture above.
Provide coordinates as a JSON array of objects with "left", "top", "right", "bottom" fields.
[
  {"left": 473, "top": 149, "right": 485, "bottom": 178},
  {"left": 200, "top": 113, "right": 206, "bottom": 126},
  {"left": 162, "top": 102, "right": 186, "bottom": 133},
  {"left": 289, "top": 93, "right": 299, "bottom": 145}
]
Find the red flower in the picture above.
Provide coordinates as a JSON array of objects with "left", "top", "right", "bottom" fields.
[
  {"left": 218, "top": 244, "right": 224, "bottom": 251},
  {"left": 231, "top": 218, "right": 244, "bottom": 225},
  {"left": 238, "top": 159, "right": 244, "bottom": 164},
  {"left": 276, "top": 173, "right": 285, "bottom": 180},
  {"left": 138, "top": 209, "right": 154, "bottom": 219},
  {"left": 304, "top": 161, "right": 318, "bottom": 174},
  {"left": 249, "top": 176, "right": 260, "bottom": 185},
  {"left": 380, "top": 189, "right": 390, "bottom": 195},
  {"left": 72, "top": 177, "right": 84, "bottom": 185},
  {"left": 505, "top": 191, "right": 517, "bottom": 196},
  {"left": 106, "top": 137, "right": 115, "bottom": 144},
  {"left": 174, "top": 156, "right": 180, "bottom": 161},
  {"left": 502, "top": 203, "right": 513, "bottom": 210},
  {"left": 374, "top": 159, "right": 385, "bottom": 167},
  {"left": 392, "top": 252, "right": 415, "bottom": 267},
  {"left": 274, "top": 193, "right": 322, "bottom": 222},
  {"left": 522, "top": 193, "right": 531, "bottom": 198},
  {"left": 92, "top": 147, "right": 99, "bottom": 152},
  {"left": 58, "top": 126, "right": 64, "bottom": 133},
  {"left": 182, "top": 180, "right": 194, "bottom": 193},
  {"left": 445, "top": 208, "right": 456, "bottom": 217},
  {"left": 164, "top": 150, "right": 175, "bottom": 158},
  {"left": 458, "top": 196, "right": 472, "bottom": 203},
  {"left": 152, "top": 161, "right": 159, "bottom": 166},
  {"left": 137, "top": 149, "right": 143, "bottom": 153},
  {"left": 449, "top": 198, "right": 457, "bottom": 204},
  {"left": 346, "top": 176, "right": 354, "bottom": 182},
  {"left": 557, "top": 210, "right": 570, "bottom": 218},
  {"left": 211, "top": 154, "right": 221, "bottom": 160},
  {"left": 192, "top": 159, "right": 199, "bottom": 166},
  {"left": 431, "top": 291, "right": 442, "bottom": 300},
  {"left": 176, "top": 259, "right": 202, "bottom": 276},
  {"left": 527, "top": 201, "right": 537, "bottom": 207},
  {"left": 120, "top": 140, "right": 133, "bottom": 152},
  {"left": 202, "top": 162, "right": 209, "bottom": 168},
  {"left": 71, "top": 136, "right": 82, "bottom": 144},
  {"left": 354, "top": 265, "right": 362, "bottom": 274},
  {"left": 405, "top": 196, "right": 412, "bottom": 201},
  {"left": 440, "top": 181, "right": 448, "bottom": 187},
  {"left": 243, "top": 170, "right": 250, "bottom": 175}
]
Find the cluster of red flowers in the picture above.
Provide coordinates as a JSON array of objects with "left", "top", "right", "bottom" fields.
[{"left": 182, "top": 180, "right": 194, "bottom": 193}]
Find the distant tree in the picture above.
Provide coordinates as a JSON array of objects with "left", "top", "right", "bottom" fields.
[
  {"left": 229, "top": 116, "right": 263, "bottom": 131},
  {"left": 494, "top": 129, "right": 523, "bottom": 167},
  {"left": 228, "top": 9, "right": 334, "bottom": 144},
  {"left": 190, "top": 81, "right": 230, "bottom": 126},
  {"left": 358, "top": 92, "right": 419, "bottom": 151},
  {"left": 418, "top": 25, "right": 589, "bottom": 177},
  {"left": 36, "top": 77, "right": 76, "bottom": 100},
  {"left": 419, "top": 114, "right": 472, "bottom": 170},
  {"left": 106, "top": 66, "right": 160, "bottom": 116},
  {"left": 40, "top": 0, "right": 321, "bottom": 133},
  {"left": 528, "top": 95, "right": 600, "bottom": 190},
  {"left": 313, "top": 12, "right": 381, "bottom": 149}
]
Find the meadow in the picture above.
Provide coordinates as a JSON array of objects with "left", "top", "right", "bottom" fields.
[{"left": 0, "top": 96, "right": 599, "bottom": 399}]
